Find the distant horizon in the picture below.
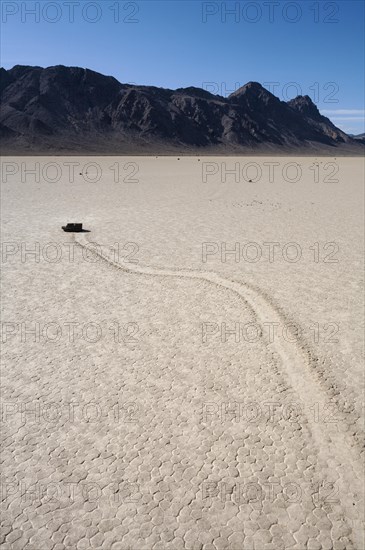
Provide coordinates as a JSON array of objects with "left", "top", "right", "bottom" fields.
[
  {"left": 3, "top": 62, "right": 364, "bottom": 137},
  {"left": 1, "top": 0, "right": 364, "bottom": 134}
]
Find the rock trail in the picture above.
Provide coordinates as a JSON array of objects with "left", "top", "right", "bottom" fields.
[{"left": 75, "top": 232, "right": 364, "bottom": 548}]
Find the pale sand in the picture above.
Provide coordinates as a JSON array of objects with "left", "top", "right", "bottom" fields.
[{"left": 1, "top": 156, "right": 364, "bottom": 549}]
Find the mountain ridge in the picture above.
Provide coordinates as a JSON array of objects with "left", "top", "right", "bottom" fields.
[{"left": 0, "top": 65, "right": 362, "bottom": 154}]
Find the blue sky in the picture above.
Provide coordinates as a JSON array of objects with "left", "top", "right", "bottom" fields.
[{"left": 1, "top": 0, "right": 364, "bottom": 133}]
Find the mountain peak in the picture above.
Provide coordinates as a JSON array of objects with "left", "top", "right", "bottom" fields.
[
  {"left": 240, "top": 81, "right": 265, "bottom": 91},
  {"left": 288, "top": 95, "right": 320, "bottom": 118},
  {"left": 228, "top": 81, "right": 267, "bottom": 99},
  {"left": 228, "top": 81, "right": 279, "bottom": 110}
]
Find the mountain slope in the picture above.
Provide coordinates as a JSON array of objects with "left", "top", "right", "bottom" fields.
[{"left": 0, "top": 65, "right": 360, "bottom": 153}]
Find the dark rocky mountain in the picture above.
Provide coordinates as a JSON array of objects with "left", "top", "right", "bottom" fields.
[{"left": 0, "top": 65, "right": 361, "bottom": 154}]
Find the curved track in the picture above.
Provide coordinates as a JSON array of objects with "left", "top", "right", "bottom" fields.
[{"left": 75, "top": 232, "right": 364, "bottom": 547}]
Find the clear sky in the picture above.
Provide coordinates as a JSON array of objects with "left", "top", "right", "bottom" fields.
[{"left": 1, "top": 0, "right": 364, "bottom": 133}]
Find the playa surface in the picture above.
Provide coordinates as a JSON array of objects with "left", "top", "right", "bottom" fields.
[{"left": 1, "top": 156, "right": 364, "bottom": 549}]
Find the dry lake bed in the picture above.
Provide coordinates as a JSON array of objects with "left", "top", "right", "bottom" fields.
[{"left": 1, "top": 156, "right": 364, "bottom": 549}]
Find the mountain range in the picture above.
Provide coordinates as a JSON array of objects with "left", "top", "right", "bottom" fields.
[{"left": 0, "top": 65, "right": 363, "bottom": 154}]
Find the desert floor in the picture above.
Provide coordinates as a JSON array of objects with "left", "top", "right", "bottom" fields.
[{"left": 1, "top": 156, "right": 364, "bottom": 550}]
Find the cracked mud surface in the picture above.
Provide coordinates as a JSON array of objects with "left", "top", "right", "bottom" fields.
[{"left": 1, "top": 156, "right": 364, "bottom": 549}]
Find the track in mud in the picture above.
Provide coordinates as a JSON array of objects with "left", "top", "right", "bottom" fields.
[{"left": 75, "top": 232, "right": 364, "bottom": 547}]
